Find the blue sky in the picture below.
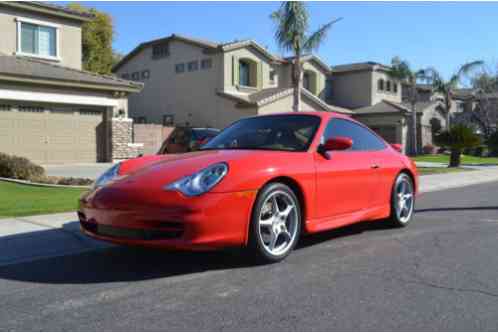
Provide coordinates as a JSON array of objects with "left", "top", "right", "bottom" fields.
[{"left": 76, "top": 1, "right": 497, "bottom": 80}]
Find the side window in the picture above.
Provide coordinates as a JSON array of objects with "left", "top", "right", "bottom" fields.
[{"left": 322, "top": 118, "right": 386, "bottom": 151}]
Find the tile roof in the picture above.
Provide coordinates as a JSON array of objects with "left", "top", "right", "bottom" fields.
[
  {"left": 217, "top": 87, "right": 352, "bottom": 114},
  {"left": 354, "top": 100, "right": 410, "bottom": 115},
  {"left": 113, "top": 34, "right": 280, "bottom": 72},
  {"left": 0, "top": 54, "right": 142, "bottom": 92},
  {"left": 1, "top": 2, "right": 93, "bottom": 21},
  {"left": 331, "top": 62, "right": 391, "bottom": 74}
]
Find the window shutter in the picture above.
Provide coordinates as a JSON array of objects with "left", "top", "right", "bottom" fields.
[{"left": 257, "top": 62, "right": 263, "bottom": 89}]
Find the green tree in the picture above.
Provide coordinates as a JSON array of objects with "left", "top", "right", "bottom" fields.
[
  {"left": 388, "top": 57, "right": 431, "bottom": 156},
  {"left": 271, "top": 2, "right": 341, "bottom": 112},
  {"left": 435, "top": 124, "right": 481, "bottom": 167},
  {"left": 67, "top": 3, "right": 115, "bottom": 74},
  {"left": 426, "top": 61, "right": 483, "bottom": 127}
]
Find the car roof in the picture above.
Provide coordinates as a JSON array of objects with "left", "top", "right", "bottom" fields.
[{"left": 245, "top": 111, "right": 352, "bottom": 121}]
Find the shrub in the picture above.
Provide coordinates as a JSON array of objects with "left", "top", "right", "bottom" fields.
[
  {"left": 0, "top": 153, "right": 45, "bottom": 180},
  {"left": 488, "top": 131, "right": 498, "bottom": 156},
  {"left": 56, "top": 177, "right": 93, "bottom": 186},
  {"left": 422, "top": 144, "right": 436, "bottom": 155},
  {"left": 435, "top": 125, "right": 481, "bottom": 167}
]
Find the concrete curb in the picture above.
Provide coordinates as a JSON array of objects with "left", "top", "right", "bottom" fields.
[{"left": 0, "top": 177, "right": 91, "bottom": 189}]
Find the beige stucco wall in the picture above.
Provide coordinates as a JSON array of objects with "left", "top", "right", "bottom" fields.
[
  {"left": 371, "top": 70, "right": 402, "bottom": 105},
  {"left": 116, "top": 40, "right": 227, "bottom": 128},
  {"left": 328, "top": 71, "right": 373, "bottom": 109},
  {"left": 222, "top": 46, "right": 277, "bottom": 92},
  {"left": 0, "top": 4, "right": 83, "bottom": 70},
  {"left": 302, "top": 61, "right": 327, "bottom": 100}
]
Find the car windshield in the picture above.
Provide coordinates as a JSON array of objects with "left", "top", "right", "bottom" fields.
[
  {"left": 192, "top": 129, "right": 219, "bottom": 140},
  {"left": 201, "top": 115, "right": 321, "bottom": 152}
]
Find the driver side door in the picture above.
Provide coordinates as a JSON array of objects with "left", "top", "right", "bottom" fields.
[{"left": 314, "top": 118, "right": 380, "bottom": 220}]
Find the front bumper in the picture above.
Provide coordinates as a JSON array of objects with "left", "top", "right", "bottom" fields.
[{"left": 78, "top": 187, "right": 257, "bottom": 250}]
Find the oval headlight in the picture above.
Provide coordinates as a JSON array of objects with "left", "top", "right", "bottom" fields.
[
  {"left": 165, "top": 162, "right": 228, "bottom": 197},
  {"left": 93, "top": 163, "right": 121, "bottom": 189}
]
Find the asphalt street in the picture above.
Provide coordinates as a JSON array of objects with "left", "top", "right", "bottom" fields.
[{"left": 1, "top": 182, "right": 498, "bottom": 330}]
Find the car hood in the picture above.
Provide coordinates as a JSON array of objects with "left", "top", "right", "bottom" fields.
[{"left": 111, "top": 150, "right": 294, "bottom": 193}]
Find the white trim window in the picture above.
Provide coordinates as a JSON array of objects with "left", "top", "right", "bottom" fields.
[{"left": 16, "top": 17, "right": 60, "bottom": 61}]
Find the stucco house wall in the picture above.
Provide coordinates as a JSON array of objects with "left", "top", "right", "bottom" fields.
[
  {"left": 116, "top": 40, "right": 224, "bottom": 128},
  {"left": 0, "top": 4, "right": 83, "bottom": 70},
  {"left": 327, "top": 71, "right": 373, "bottom": 109}
]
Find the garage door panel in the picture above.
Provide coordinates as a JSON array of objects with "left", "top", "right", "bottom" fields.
[{"left": 0, "top": 106, "right": 103, "bottom": 164}]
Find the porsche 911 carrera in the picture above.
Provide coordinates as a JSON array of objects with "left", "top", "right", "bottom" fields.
[{"left": 79, "top": 112, "right": 418, "bottom": 263}]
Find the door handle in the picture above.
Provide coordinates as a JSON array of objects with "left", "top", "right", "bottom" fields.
[{"left": 371, "top": 164, "right": 380, "bottom": 169}]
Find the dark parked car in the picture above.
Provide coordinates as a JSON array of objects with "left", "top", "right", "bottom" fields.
[{"left": 158, "top": 127, "right": 220, "bottom": 154}]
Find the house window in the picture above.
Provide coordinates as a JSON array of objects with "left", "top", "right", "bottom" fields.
[
  {"left": 175, "top": 63, "right": 185, "bottom": 74},
  {"left": 163, "top": 114, "right": 174, "bottom": 126},
  {"left": 17, "top": 19, "right": 58, "bottom": 59},
  {"left": 121, "top": 73, "right": 130, "bottom": 80},
  {"left": 239, "top": 60, "right": 251, "bottom": 86},
  {"left": 0, "top": 104, "right": 12, "bottom": 112},
  {"left": 386, "top": 80, "right": 391, "bottom": 92},
  {"left": 131, "top": 72, "right": 140, "bottom": 81},
  {"left": 19, "top": 106, "right": 44, "bottom": 113},
  {"left": 393, "top": 83, "right": 398, "bottom": 93},
  {"left": 201, "top": 58, "right": 212, "bottom": 70},
  {"left": 188, "top": 60, "right": 198, "bottom": 72},
  {"left": 303, "top": 72, "right": 311, "bottom": 91},
  {"left": 269, "top": 70, "right": 276, "bottom": 83},
  {"left": 152, "top": 42, "right": 169, "bottom": 59},
  {"left": 377, "top": 79, "right": 384, "bottom": 91},
  {"left": 141, "top": 70, "right": 150, "bottom": 80}
]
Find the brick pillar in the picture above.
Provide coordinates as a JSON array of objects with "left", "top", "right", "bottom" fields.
[{"left": 110, "top": 117, "right": 144, "bottom": 161}]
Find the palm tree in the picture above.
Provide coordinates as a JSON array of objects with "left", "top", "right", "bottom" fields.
[
  {"left": 427, "top": 61, "right": 483, "bottom": 128},
  {"left": 271, "top": 2, "right": 341, "bottom": 112},
  {"left": 388, "top": 57, "right": 431, "bottom": 156}
]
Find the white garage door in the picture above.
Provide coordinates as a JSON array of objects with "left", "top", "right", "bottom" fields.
[{"left": 0, "top": 104, "right": 104, "bottom": 164}]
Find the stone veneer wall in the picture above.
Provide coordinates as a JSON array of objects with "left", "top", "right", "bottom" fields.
[{"left": 110, "top": 118, "right": 144, "bottom": 160}]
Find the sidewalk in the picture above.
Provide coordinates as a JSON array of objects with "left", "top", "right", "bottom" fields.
[
  {"left": 418, "top": 166, "right": 498, "bottom": 193},
  {"left": 0, "top": 212, "right": 110, "bottom": 267},
  {"left": 1, "top": 167, "right": 498, "bottom": 267}
]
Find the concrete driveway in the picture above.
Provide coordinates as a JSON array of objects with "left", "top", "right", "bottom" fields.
[{"left": 42, "top": 163, "right": 113, "bottom": 180}]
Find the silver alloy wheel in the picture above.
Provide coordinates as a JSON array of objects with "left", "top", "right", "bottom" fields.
[
  {"left": 258, "top": 190, "right": 299, "bottom": 256},
  {"left": 395, "top": 177, "right": 414, "bottom": 224}
]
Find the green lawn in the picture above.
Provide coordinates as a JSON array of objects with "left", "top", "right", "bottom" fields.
[
  {"left": 413, "top": 154, "right": 498, "bottom": 165},
  {"left": 417, "top": 167, "right": 474, "bottom": 175},
  {"left": 0, "top": 181, "right": 87, "bottom": 218}
]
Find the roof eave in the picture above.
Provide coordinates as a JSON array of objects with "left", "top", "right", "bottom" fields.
[
  {"left": 1, "top": 2, "right": 93, "bottom": 22},
  {"left": 0, "top": 73, "right": 143, "bottom": 93}
]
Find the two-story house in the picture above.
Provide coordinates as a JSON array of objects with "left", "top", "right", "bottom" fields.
[
  {"left": 327, "top": 62, "right": 448, "bottom": 153},
  {"left": 0, "top": 2, "right": 143, "bottom": 164},
  {"left": 112, "top": 34, "right": 350, "bottom": 130}
]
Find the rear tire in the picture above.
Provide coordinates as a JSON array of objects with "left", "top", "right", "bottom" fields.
[
  {"left": 387, "top": 173, "right": 415, "bottom": 227},
  {"left": 247, "top": 183, "right": 301, "bottom": 263}
]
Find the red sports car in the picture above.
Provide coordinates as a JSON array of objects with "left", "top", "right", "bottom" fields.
[{"left": 79, "top": 112, "right": 417, "bottom": 263}]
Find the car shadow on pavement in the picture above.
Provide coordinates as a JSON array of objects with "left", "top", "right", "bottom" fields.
[
  {"left": 0, "top": 219, "right": 395, "bottom": 285},
  {"left": 415, "top": 206, "right": 498, "bottom": 213}
]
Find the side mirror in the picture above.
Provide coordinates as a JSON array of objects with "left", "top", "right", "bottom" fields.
[
  {"left": 323, "top": 137, "right": 353, "bottom": 151},
  {"left": 390, "top": 143, "right": 402, "bottom": 153},
  {"left": 318, "top": 136, "right": 353, "bottom": 158}
]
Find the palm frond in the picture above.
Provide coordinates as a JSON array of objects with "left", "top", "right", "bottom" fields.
[
  {"left": 272, "top": 2, "right": 309, "bottom": 52},
  {"left": 302, "top": 17, "right": 342, "bottom": 52},
  {"left": 388, "top": 57, "right": 413, "bottom": 81},
  {"left": 457, "top": 60, "right": 484, "bottom": 78}
]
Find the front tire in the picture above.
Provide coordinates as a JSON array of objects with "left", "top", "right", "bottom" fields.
[
  {"left": 248, "top": 183, "right": 301, "bottom": 263},
  {"left": 387, "top": 173, "right": 415, "bottom": 227}
]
